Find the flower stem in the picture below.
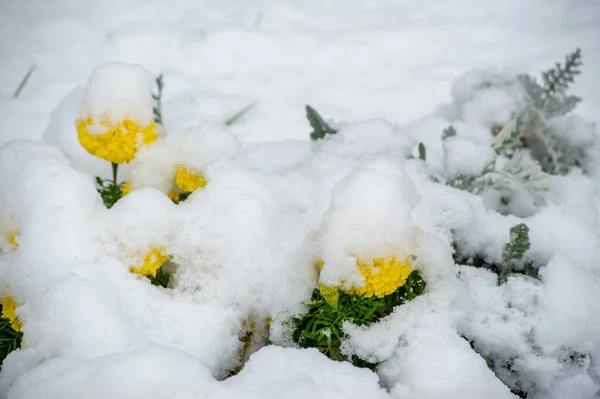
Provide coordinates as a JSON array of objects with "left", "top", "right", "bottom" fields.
[{"left": 112, "top": 162, "right": 118, "bottom": 186}]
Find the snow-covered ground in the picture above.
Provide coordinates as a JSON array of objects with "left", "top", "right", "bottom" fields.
[
  {"left": 1, "top": 1, "right": 600, "bottom": 399},
  {"left": 1, "top": 0, "right": 599, "bottom": 146}
]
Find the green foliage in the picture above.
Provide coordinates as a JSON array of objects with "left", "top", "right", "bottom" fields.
[
  {"left": 418, "top": 142, "right": 426, "bottom": 161},
  {"left": 306, "top": 105, "right": 338, "bottom": 141},
  {"left": 225, "top": 102, "right": 257, "bottom": 126},
  {"left": 502, "top": 223, "right": 531, "bottom": 265},
  {"left": 442, "top": 125, "right": 457, "bottom": 141},
  {"left": 96, "top": 177, "right": 124, "bottom": 209},
  {"left": 491, "top": 116, "right": 526, "bottom": 158},
  {"left": 541, "top": 48, "right": 582, "bottom": 99},
  {"left": 292, "top": 270, "right": 426, "bottom": 368},
  {"left": 447, "top": 121, "right": 548, "bottom": 208},
  {"left": 13, "top": 64, "right": 36, "bottom": 98},
  {"left": 96, "top": 163, "right": 123, "bottom": 209},
  {"left": 492, "top": 152, "right": 547, "bottom": 207},
  {"left": 507, "top": 48, "right": 584, "bottom": 175},
  {"left": 150, "top": 267, "right": 171, "bottom": 288},
  {"left": 153, "top": 74, "right": 164, "bottom": 124},
  {"left": 0, "top": 307, "right": 22, "bottom": 367},
  {"left": 453, "top": 223, "right": 535, "bottom": 281}
]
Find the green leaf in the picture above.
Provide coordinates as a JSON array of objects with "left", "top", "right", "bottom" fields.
[
  {"left": 150, "top": 266, "right": 171, "bottom": 288},
  {"left": 13, "top": 64, "right": 36, "bottom": 98},
  {"left": 442, "top": 125, "right": 457, "bottom": 141},
  {"left": 418, "top": 142, "right": 426, "bottom": 161},
  {"left": 491, "top": 116, "right": 524, "bottom": 157},
  {"left": 491, "top": 151, "right": 547, "bottom": 207},
  {"left": 292, "top": 270, "right": 425, "bottom": 368},
  {"left": 153, "top": 74, "right": 164, "bottom": 124},
  {"left": 306, "top": 105, "right": 338, "bottom": 141},
  {"left": 225, "top": 102, "right": 257, "bottom": 127},
  {"left": 0, "top": 306, "right": 23, "bottom": 367},
  {"left": 502, "top": 223, "right": 531, "bottom": 265},
  {"left": 541, "top": 48, "right": 582, "bottom": 97}
]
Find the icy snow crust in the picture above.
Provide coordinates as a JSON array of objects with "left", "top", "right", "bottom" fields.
[{"left": 1, "top": 1, "right": 600, "bottom": 398}]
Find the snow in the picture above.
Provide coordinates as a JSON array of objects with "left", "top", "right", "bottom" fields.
[
  {"left": 128, "top": 122, "right": 240, "bottom": 192},
  {"left": 1, "top": 0, "right": 600, "bottom": 398},
  {"left": 317, "top": 158, "right": 418, "bottom": 289},
  {"left": 80, "top": 62, "right": 155, "bottom": 126}
]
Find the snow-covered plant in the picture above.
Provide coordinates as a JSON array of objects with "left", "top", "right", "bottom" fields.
[
  {"left": 446, "top": 128, "right": 547, "bottom": 209},
  {"left": 77, "top": 63, "right": 164, "bottom": 208},
  {"left": 292, "top": 269, "right": 425, "bottom": 368},
  {"left": 291, "top": 159, "right": 428, "bottom": 368},
  {"left": 493, "top": 48, "right": 584, "bottom": 174},
  {"left": 502, "top": 223, "right": 531, "bottom": 266},
  {"left": 306, "top": 105, "right": 338, "bottom": 140},
  {"left": 454, "top": 223, "right": 535, "bottom": 281},
  {"left": 0, "top": 296, "right": 22, "bottom": 365}
]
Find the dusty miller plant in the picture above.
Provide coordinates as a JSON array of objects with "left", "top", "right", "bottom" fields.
[{"left": 495, "top": 48, "right": 584, "bottom": 174}]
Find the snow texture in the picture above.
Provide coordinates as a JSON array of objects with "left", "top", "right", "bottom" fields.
[{"left": 1, "top": 1, "right": 600, "bottom": 398}]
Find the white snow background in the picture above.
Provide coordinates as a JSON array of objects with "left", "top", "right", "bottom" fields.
[{"left": 1, "top": 0, "right": 600, "bottom": 398}]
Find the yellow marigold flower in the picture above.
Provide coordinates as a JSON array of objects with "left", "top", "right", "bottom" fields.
[
  {"left": 351, "top": 256, "right": 412, "bottom": 298},
  {"left": 175, "top": 166, "right": 207, "bottom": 192},
  {"left": 0, "top": 296, "right": 22, "bottom": 332},
  {"left": 76, "top": 117, "right": 159, "bottom": 164},
  {"left": 122, "top": 181, "right": 132, "bottom": 196},
  {"left": 318, "top": 283, "right": 339, "bottom": 305},
  {"left": 130, "top": 248, "right": 168, "bottom": 278}
]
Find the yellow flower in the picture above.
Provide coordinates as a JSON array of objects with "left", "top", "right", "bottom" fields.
[
  {"left": 318, "top": 255, "right": 413, "bottom": 299},
  {"left": 130, "top": 248, "right": 168, "bottom": 278},
  {"left": 318, "top": 283, "right": 339, "bottom": 305},
  {"left": 76, "top": 117, "right": 159, "bottom": 164},
  {"left": 351, "top": 256, "right": 412, "bottom": 298},
  {"left": 175, "top": 166, "right": 207, "bottom": 192},
  {"left": 122, "top": 181, "right": 132, "bottom": 196},
  {"left": 0, "top": 296, "right": 22, "bottom": 332}
]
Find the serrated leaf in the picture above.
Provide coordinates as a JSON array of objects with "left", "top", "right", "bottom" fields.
[
  {"left": 502, "top": 223, "right": 531, "bottom": 265},
  {"left": 492, "top": 151, "right": 547, "bottom": 207}
]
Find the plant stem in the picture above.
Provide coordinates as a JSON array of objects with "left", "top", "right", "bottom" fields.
[{"left": 112, "top": 162, "right": 118, "bottom": 186}]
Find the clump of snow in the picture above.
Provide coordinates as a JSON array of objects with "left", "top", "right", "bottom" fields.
[
  {"left": 225, "top": 346, "right": 389, "bottom": 399},
  {"left": 439, "top": 68, "right": 525, "bottom": 129},
  {"left": 79, "top": 62, "right": 155, "bottom": 125},
  {"left": 42, "top": 88, "right": 114, "bottom": 179},
  {"left": 443, "top": 135, "right": 496, "bottom": 179},
  {"left": 316, "top": 119, "right": 415, "bottom": 162},
  {"left": 316, "top": 158, "right": 419, "bottom": 289},
  {"left": 548, "top": 114, "right": 596, "bottom": 148},
  {"left": 6, "top": 346, "right": 388, "bottom": 399},
  {"left": 128, "top": 121, "right": 240, "bottom": 192}
]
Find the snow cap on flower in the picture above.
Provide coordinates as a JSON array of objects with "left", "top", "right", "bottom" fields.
[
  {"left": 317, "top": 158, "right": 419, "bottom": 294},
  {"left": 76, "top": 62, "right": 160, "bottom": 164},
  {"left": 80, "top": 62, "right": 155, "bottom": 126},
  {"left": 127, "top": 122, "right": 240, "bottom": 195}
]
